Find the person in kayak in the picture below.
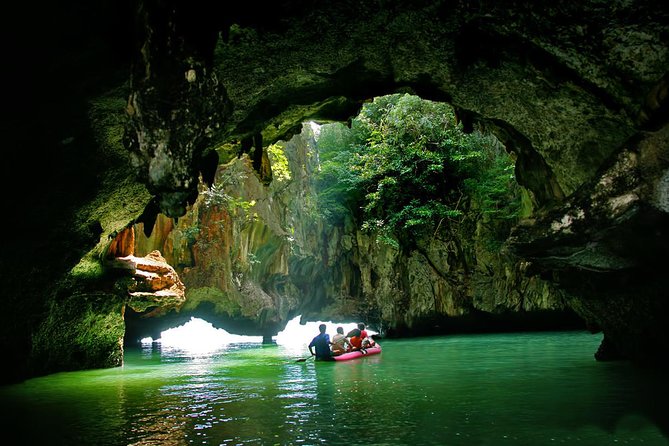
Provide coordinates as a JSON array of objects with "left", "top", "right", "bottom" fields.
[
  {"left": 358, "top": 322, "right": 376, "bottom": 348},
  {"left": 331, "top": 326, "right": 352, "bottom": 356},
  {"left": 308, "top": 324, "right": 334, "bottom": 361},
  {"left": 347, "top": 326, "right": 365, "bottom": 353}
]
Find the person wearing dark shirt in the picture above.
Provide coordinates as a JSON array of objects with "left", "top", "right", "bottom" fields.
[{"left": 308, "top": 324, "right": 334, "bottom": 361}]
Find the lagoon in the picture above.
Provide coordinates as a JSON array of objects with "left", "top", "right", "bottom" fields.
[{"left": 1, "top": 330, "right": 667, "bottom": 445}]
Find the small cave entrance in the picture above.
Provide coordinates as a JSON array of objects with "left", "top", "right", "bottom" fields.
[
  {"left": 138, "top": 317, "right": 264, "bottom": 352},
  {"left": 124, "top": 314, "right": 373, "bottom": 354}
]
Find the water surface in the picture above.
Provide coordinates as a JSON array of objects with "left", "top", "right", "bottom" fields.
[{"left": 1, "top": 331, "right": 667, "bottom": 445}]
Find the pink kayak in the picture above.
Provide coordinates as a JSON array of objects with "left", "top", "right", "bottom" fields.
[{"left": 333, "top": 344, "right": 382, "bottom": 361}]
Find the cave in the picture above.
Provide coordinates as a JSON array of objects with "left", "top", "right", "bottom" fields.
[{"left": 2, "top": 0, "right": 668, "bottom": 390}]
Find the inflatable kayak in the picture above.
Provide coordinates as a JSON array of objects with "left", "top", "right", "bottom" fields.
[{"left": 333, "top": 344, "right": 381, "bottom": 361}]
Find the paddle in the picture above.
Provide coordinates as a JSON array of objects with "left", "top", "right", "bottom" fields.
[{"left": 296, "top": 355, "right": 314, "bottom": 362}]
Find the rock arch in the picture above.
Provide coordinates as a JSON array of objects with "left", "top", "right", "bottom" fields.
[
  {"left": 123, "top": 0, "right": 669, "bottom": 365},
  {"left": 3, "top": 0, "right": 668, "bottom": 384}
]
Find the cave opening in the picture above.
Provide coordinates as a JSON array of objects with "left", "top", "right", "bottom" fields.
[
  {"left": 4, "top": 2, "right": 669, "bottom": 443},
  {"left": 136, "top": 315, "right": 376, "bottom": 354},
  {"left": 142, "top": 317, "right": 264, "bottom": 352},
  {"left": 119, "top": 91, "right": 586, "bottom": 352}
]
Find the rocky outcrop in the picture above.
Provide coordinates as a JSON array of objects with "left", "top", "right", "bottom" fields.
[
  {"left": 124, "top": 0, "right": 231, "bottom": 218},
  {"left": 106, "top": 226, "right": 186, "bottom": 314},
  {"left": 112, "top": 249, "right": 186, "bottom": 314},
  {"left": 128, "top": 125, "right": 324, "bottom": 338},
  {"left": 508, "top": 122, "right": 669, "bottom": 364},
  {"left": 509, "top": 124, "right": 669, "bottom": 273}
]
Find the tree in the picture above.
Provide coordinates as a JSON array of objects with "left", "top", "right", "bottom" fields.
[{"left": 315, "top": 94, "right": 521, "bottom": 246}]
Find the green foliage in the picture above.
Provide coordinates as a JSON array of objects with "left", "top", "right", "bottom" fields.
[
  {"left": 267, "top": 143, "right": 292, "bottom": 182},
  {"left": 314, "top": 122, "right": 360, "bottom": 223},
  {"left": 202, "top": 183, "right": 256, "bottom": 213},
  {"left": 315, "top": 94, "right": 521, "bottom": 245},
  {"left": 202, "top": 183, "right": 229, "bottom": 207},
  {"left": 179, "top": 226, "right": 201, "bottom": 245},
  {"left": 462, "top": 136, "right": 522, "bottom": 220}
]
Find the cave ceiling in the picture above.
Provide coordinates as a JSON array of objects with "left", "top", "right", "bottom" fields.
[{"left": 126, "top": 0, "right": 668, "bottom": 219}]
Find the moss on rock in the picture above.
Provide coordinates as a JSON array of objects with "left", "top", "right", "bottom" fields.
[{"left": 31, "top": 293, "right": 125, "bottom": 375}]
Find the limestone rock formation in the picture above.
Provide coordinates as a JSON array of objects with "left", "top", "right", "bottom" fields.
[
  {"left": 117, "top": 0, "right": 666, "bottom": 366},
  {"left": 113, "top": 249, "right": 186, "bottom": 314},
  {"left": 508, "top": 122, "right": 669, "bottom": 363},
  {"left": 107, "top": 226, "right": 186, "bottom": 315},
  {"left": 3, "top": 0, "right": 669, "bottom": 383},
  {"left": 124, "top": 0, "right": 231, "bottom": 217},
  {"left": 127, "top": 125, "right": 324, "bottom": 338},
  {"left": 125, "top": 124, "right": 574, "bottom": 343}
]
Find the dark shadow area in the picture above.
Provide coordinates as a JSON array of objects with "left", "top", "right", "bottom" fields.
[{"left": 382, "top": 309, "right": 587, "bottom": 339}]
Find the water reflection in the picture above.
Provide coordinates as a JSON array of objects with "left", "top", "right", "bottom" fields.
[{"left": 2, "top": 331, "right": 667, "bottom": 445}]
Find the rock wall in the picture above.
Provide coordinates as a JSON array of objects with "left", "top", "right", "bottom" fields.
[
  {"left": 509, "top": 121, "right": 669, "bottom": 363},
  {"left": 127, "top": 124, "right": 575, "bottom": 341}
]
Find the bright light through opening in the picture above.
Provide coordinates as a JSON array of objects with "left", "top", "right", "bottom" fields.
[
  {"left": 275, "top": 316, "right": 377, "bottom": 347},
  {"left": 308, "top": 121, "right": 321, "bottom": 139},
  {"left": 140, "top": 316, "right": 377, "bottom": 354},
  {"left": 143, "top": 317, "right": 263, "bottom": 353}
]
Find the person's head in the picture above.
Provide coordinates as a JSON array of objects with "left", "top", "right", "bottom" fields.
[
  {"left": 319, "top": 323, "right": 327, "bottom": 333},
  {"left": 336, "top": 326, "right": 344, "bottom": 334},
  {"left": 358, "top": 322, "right": 365, "bottom": 330}
]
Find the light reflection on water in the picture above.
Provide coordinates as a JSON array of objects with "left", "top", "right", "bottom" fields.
[{"left": 1, "top": 331, "right": 668, "bottom": 445}]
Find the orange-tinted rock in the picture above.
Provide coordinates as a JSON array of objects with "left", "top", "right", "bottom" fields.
[
  {"left": 110, "top": 250, "right": 186, "bottom": 313},
  {"left": 107, "top": 227, "right": 135, "bottom": 258}
]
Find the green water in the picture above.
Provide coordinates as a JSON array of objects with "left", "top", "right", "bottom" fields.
[{"left": 1, "top": 331, "right": 667, "bottom": 445}]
